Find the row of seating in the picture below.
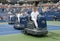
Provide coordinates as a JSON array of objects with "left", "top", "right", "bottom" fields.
[
  {"left": 0, "top": 7, "right": 60, "bottom": 22},
  {"left": 44, "top": 10, "right": 60, "bottom": 21}
]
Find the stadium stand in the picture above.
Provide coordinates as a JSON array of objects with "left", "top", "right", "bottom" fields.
[{"left": 0, "top": 0, "right": 60, "bottom": 22}]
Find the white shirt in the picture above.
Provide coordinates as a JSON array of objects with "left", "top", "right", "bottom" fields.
[
  {"left": 42, "top": 7, "right": 48, "bottom": 12},
  {"left": 10, "top": 15, "right": 14, "bottom": 20},
  {"left": 16, "top": 13, "right": 22, "bottom": 22},
  {"left": 16, "top": 14, "right": 21, "bottom": 18},
  {"left": 8, "top": 12, "right": 12, "bottom": 14},
  {"left": 8, "top": 12, "right": 13, "bottom": 20},
  {"left": 31, "top": 11, "right": 39, "bottom": 20}
]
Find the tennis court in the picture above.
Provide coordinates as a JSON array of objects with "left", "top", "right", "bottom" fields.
[{"left": 0, "top": 21, "right": 60, "bottom": 41}]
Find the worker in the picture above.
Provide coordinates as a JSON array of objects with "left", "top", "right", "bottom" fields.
[{"left": 31, "top": 7, "right": 40, "bottom": 28}]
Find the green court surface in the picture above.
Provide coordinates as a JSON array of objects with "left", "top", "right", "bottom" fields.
[
  {"left": 0, "top": 31, "right": 60, "bottom": 41},
  {"left": 0, "top": 21, "right": 60, "bottom": 41}
]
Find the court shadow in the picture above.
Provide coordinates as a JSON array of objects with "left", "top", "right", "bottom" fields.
[
  {"left": 23, "top": 31, "right": 60, "bottom": 40},
  {"left": 23, "top": 32, "right": 48, "bottom": 38}
]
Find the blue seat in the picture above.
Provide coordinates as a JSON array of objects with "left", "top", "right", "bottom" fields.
[
  {"left": 27, "top": 9, "right": 32, "bottom": 14},
  {"left": 37, "top": 16, "right": 47, "bottom": 28},
  {"left": 8, "top": 16, "right": 16, "bottom": 23},
  {"left": 19, "top": 16, "right": 28, "bottom": 28}
]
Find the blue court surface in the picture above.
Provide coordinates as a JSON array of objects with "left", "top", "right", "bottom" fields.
[{"left": 0, "top": 21, "right": 60, "bottom": 35}]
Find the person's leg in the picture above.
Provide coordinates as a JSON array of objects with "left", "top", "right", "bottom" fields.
[
  {"left": 18, "top": 17, "right": 20, "bottom": 23},
  {"left": 32, "top": 19, "right": 38, "bottom": 28}
]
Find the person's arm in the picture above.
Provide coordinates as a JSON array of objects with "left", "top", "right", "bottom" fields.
[
  {"left": 31, "top": 12, "right": 33, "bottom": 18},
  {"left": 30, "top": 12, "right": 34, "bottom": 20},
  {"left": 37, "top": 11, "right": 41, "bottom": 16}
]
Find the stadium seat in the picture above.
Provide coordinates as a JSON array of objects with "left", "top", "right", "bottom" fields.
[{"left": 37, "top": 16, "right": 47, "bottom": 28}]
